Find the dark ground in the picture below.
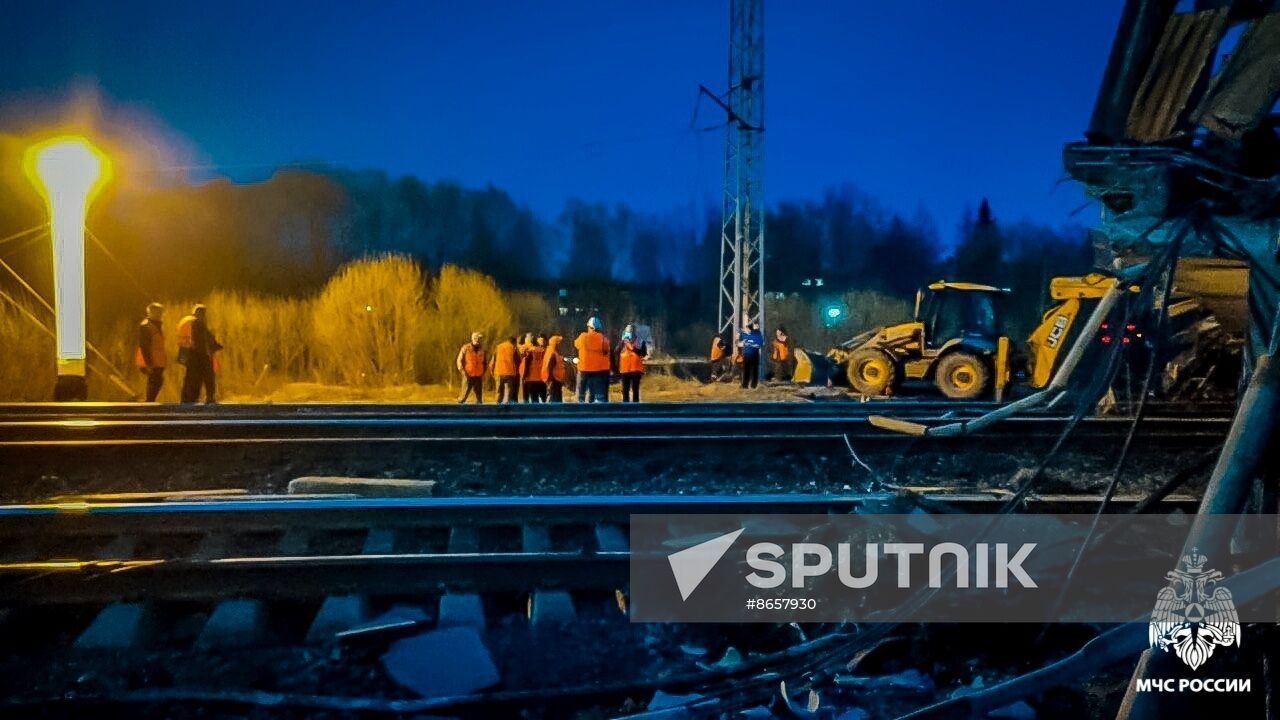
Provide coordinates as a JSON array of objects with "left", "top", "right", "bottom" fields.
[{"left": 0, "top": 432, "right": 1218, "bottom": 505}]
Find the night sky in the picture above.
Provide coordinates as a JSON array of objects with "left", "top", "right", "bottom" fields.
[{"left": 1, "top": 1, "right": 1129, "bottom": 243}]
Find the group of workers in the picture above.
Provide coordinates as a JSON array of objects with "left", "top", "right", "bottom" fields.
[
  {"left": 134, "top": 302, "right": 792, "bottom": 404},
  {"left": 135, "top": 302, "right": 222, "bottom": 403},
  {"left": 709, "top": 322, "right": 794, "bottom": 386},
  {"left": 455, "top": 316, "right": 648, "bottom": 404}
]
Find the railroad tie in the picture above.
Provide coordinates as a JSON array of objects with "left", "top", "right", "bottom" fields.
[
  {"left": 195, "top": 597, "right": 269, "bottom": 650},
  {"left": 523, "top": 524, "right": 576, "bottom": 626},
  {"left": 362, "top": 527, "right": 396, "bottom": 554},
  {"left": 74, "top": 602, "right": 154, "bottom": 650},
  {"left": 438, "top": 527, "right": 486, "bottom": 630},
  {"left": 94, "top": 534, "right": 139, "bottom": 560}
]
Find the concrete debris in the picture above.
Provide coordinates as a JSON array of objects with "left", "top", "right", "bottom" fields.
[{"left": 380, "top": 626, "right": 499, "bottom": 699}]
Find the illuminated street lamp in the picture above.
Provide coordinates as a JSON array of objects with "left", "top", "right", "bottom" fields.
[{"left": 24, "top": 137, "right": 111, "bottom": 401}]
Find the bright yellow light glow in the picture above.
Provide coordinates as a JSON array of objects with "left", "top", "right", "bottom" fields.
[{"left": 24, "top": 137, "right": 111, "bottom": 376}]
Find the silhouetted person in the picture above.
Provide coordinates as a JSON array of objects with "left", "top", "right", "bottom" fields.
[
  {"left": 178, "top": 304, "right": 222, "bottom": 404},
  {"left": 135, "top": 302, "right": 167, "bottom": 402}
]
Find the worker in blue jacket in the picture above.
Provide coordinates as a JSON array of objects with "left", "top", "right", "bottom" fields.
[{"left": 737, "top": 321, "right": 764, "bottom": 389}]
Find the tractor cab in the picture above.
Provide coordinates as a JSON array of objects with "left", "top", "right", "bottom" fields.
[{"left": 915, "top": 281, "right": 1004, "bottom": 351}]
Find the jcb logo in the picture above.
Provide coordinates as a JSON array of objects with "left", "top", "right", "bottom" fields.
[{"left": 1045, "top": 315, "right": 1069, "bottom": 348}]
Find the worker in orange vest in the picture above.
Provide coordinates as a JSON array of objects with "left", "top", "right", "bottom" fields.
[
  {"left": 521, "top": 332, "right": 548, "bottom": 403},
  {"left": 542, "top": 334, "right": 567, "bottom": 402},
  {"left": 135, "top": 302, "right": 167, "bottom": 402},
  {"left": 769, "top": 326, "right": 794, "bottom": 382},
  {"left": 574, "top": 316, "right": 611, "bottom": 403},
  {"left": 492, "top": 336, "right": 521, "bottom": 404},
  {"left": 709, "top": 333, "right": 730, "bottom": 382},
  {"left": 618, "top": 326, "right": 646, "bottom": 402},
  {"left": 456, "top": 331, "right": 487, "bottom": 403},
  {"left": 178, "top": 305, "right": 222, "bottom": 404}
]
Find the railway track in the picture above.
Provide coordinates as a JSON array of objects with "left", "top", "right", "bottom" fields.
[
  {"left": 0, "top": 491, "right": 1197, "bottom": 610},
  {"left": 0, "top": 493, "right": 1216, "bottom": 716},
  {"left": 0, "top": 401, "right": 1234, "bottom": 446}
]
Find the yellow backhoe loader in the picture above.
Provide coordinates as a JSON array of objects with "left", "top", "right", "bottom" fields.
[{"left": 827, "top": 273, "right": 1130, "bottom": 401}]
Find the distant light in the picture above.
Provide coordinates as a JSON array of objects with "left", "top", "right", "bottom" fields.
[
  {"left": 1101, "top": 335, "right": 1113, "bottom": 344},
  {"left": 821, "top": 303, "right": 847, "bottom": 327},
  {"left": 25, "top": 137, "right": 111, "bottom": 377},
  {"left": 365, "top": 304, "right": 374, "bottom": 312}
]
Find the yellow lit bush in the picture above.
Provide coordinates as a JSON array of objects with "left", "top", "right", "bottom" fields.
[
  {"left": 417, "top": 265, "right": 514, "bottom": 384},
  {"left": 312, "top": 254, "right": 426, "bottom": 387}
]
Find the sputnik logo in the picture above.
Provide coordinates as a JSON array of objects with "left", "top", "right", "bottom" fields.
[{"left": 667, "top": 528, "right": 745, "bottom": 600}]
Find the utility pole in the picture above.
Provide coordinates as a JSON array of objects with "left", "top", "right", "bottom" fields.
[{"left": 702, "top": 0, "right": 764, "bottom": 372}]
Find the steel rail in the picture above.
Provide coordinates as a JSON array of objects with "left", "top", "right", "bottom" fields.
[
  {"left": 0, "top": 492, "right": 1204, "bottom": 605},
  {"left": 0, "top": 414, "right": 1232, "bottom": 447}
]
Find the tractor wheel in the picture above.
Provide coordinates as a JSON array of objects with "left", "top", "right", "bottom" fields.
[
  {"left": 847, "top": 349, "right": 897, "bottom": 396},
  {"left": 935, "top": 351, "right": 989, "bottom": 400}
]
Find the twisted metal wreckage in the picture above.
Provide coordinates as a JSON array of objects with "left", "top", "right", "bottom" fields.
[
  {"left": 612, "top": 4, "right": 1280, "bottom": 718},
  {"left": 875, "top": 2, "right": 1280, "bottom": 718}
]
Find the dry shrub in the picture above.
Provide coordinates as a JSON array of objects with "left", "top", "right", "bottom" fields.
[
  {"left": 417, "top": 265, "right": 514, "bottom": 384},
  {"left": 313, "top": 254, "right": 426, "bottom": 387}
]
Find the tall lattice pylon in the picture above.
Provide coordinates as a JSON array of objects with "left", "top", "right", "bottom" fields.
[{"left": 715, "top": 0, "right": 765, "bottom": 354}]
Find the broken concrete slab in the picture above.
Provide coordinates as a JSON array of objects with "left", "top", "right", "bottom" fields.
[
  {"left": 288, "top": 477, "right": 436, "bottom": 498},
  {"left": 75, "top": 602, "right": 152, "bottom": 650},
  {"left": 196, "top": 598, "right": 268, "bottom": 649},
  {"left": 381, "top": 626, "right": 499, "bottom": 699}
]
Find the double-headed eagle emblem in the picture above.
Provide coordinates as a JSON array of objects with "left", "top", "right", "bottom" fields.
[{"left": 1149, "top": 549, "right": 1239, "bottom": 670}]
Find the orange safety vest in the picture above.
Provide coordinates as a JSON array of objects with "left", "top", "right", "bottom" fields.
[
  {"left": 710, "top": 337, "right": 725, "bottom": 362},
  {"left": 575, "top": 331, "right": 611, "bottom": 372},
  {"left": 135, "top": 321, "right": 167, "bottom": 369},
  {"left": 460, "top": 344, "right": 487, "bottom": 378},
  {"left": 524, "top": 345, "right": 546, "bottom": 381},
  {"left": 177, "top": 316, "right": 195, "bottom": 349},
  {"left": 772, "top": 338, "right": 790, "bottom": 361},
  {"left": 542, "top": 337, "right": 566, "bottom": 383},
  {"left": 494, "top": 341, "right": 519, "bottom": 377},
  {"left": 619, "top": 340, "right": 644, "bottom": 374}
]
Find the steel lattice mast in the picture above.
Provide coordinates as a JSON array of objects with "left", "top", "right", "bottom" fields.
[{"left": 716, "top": 0, "right": 765, "bottom": 355}]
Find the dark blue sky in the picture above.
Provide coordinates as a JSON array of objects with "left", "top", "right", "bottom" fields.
[{"left": 1, "top": 1, "right": 1125, "bottom": 243}]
